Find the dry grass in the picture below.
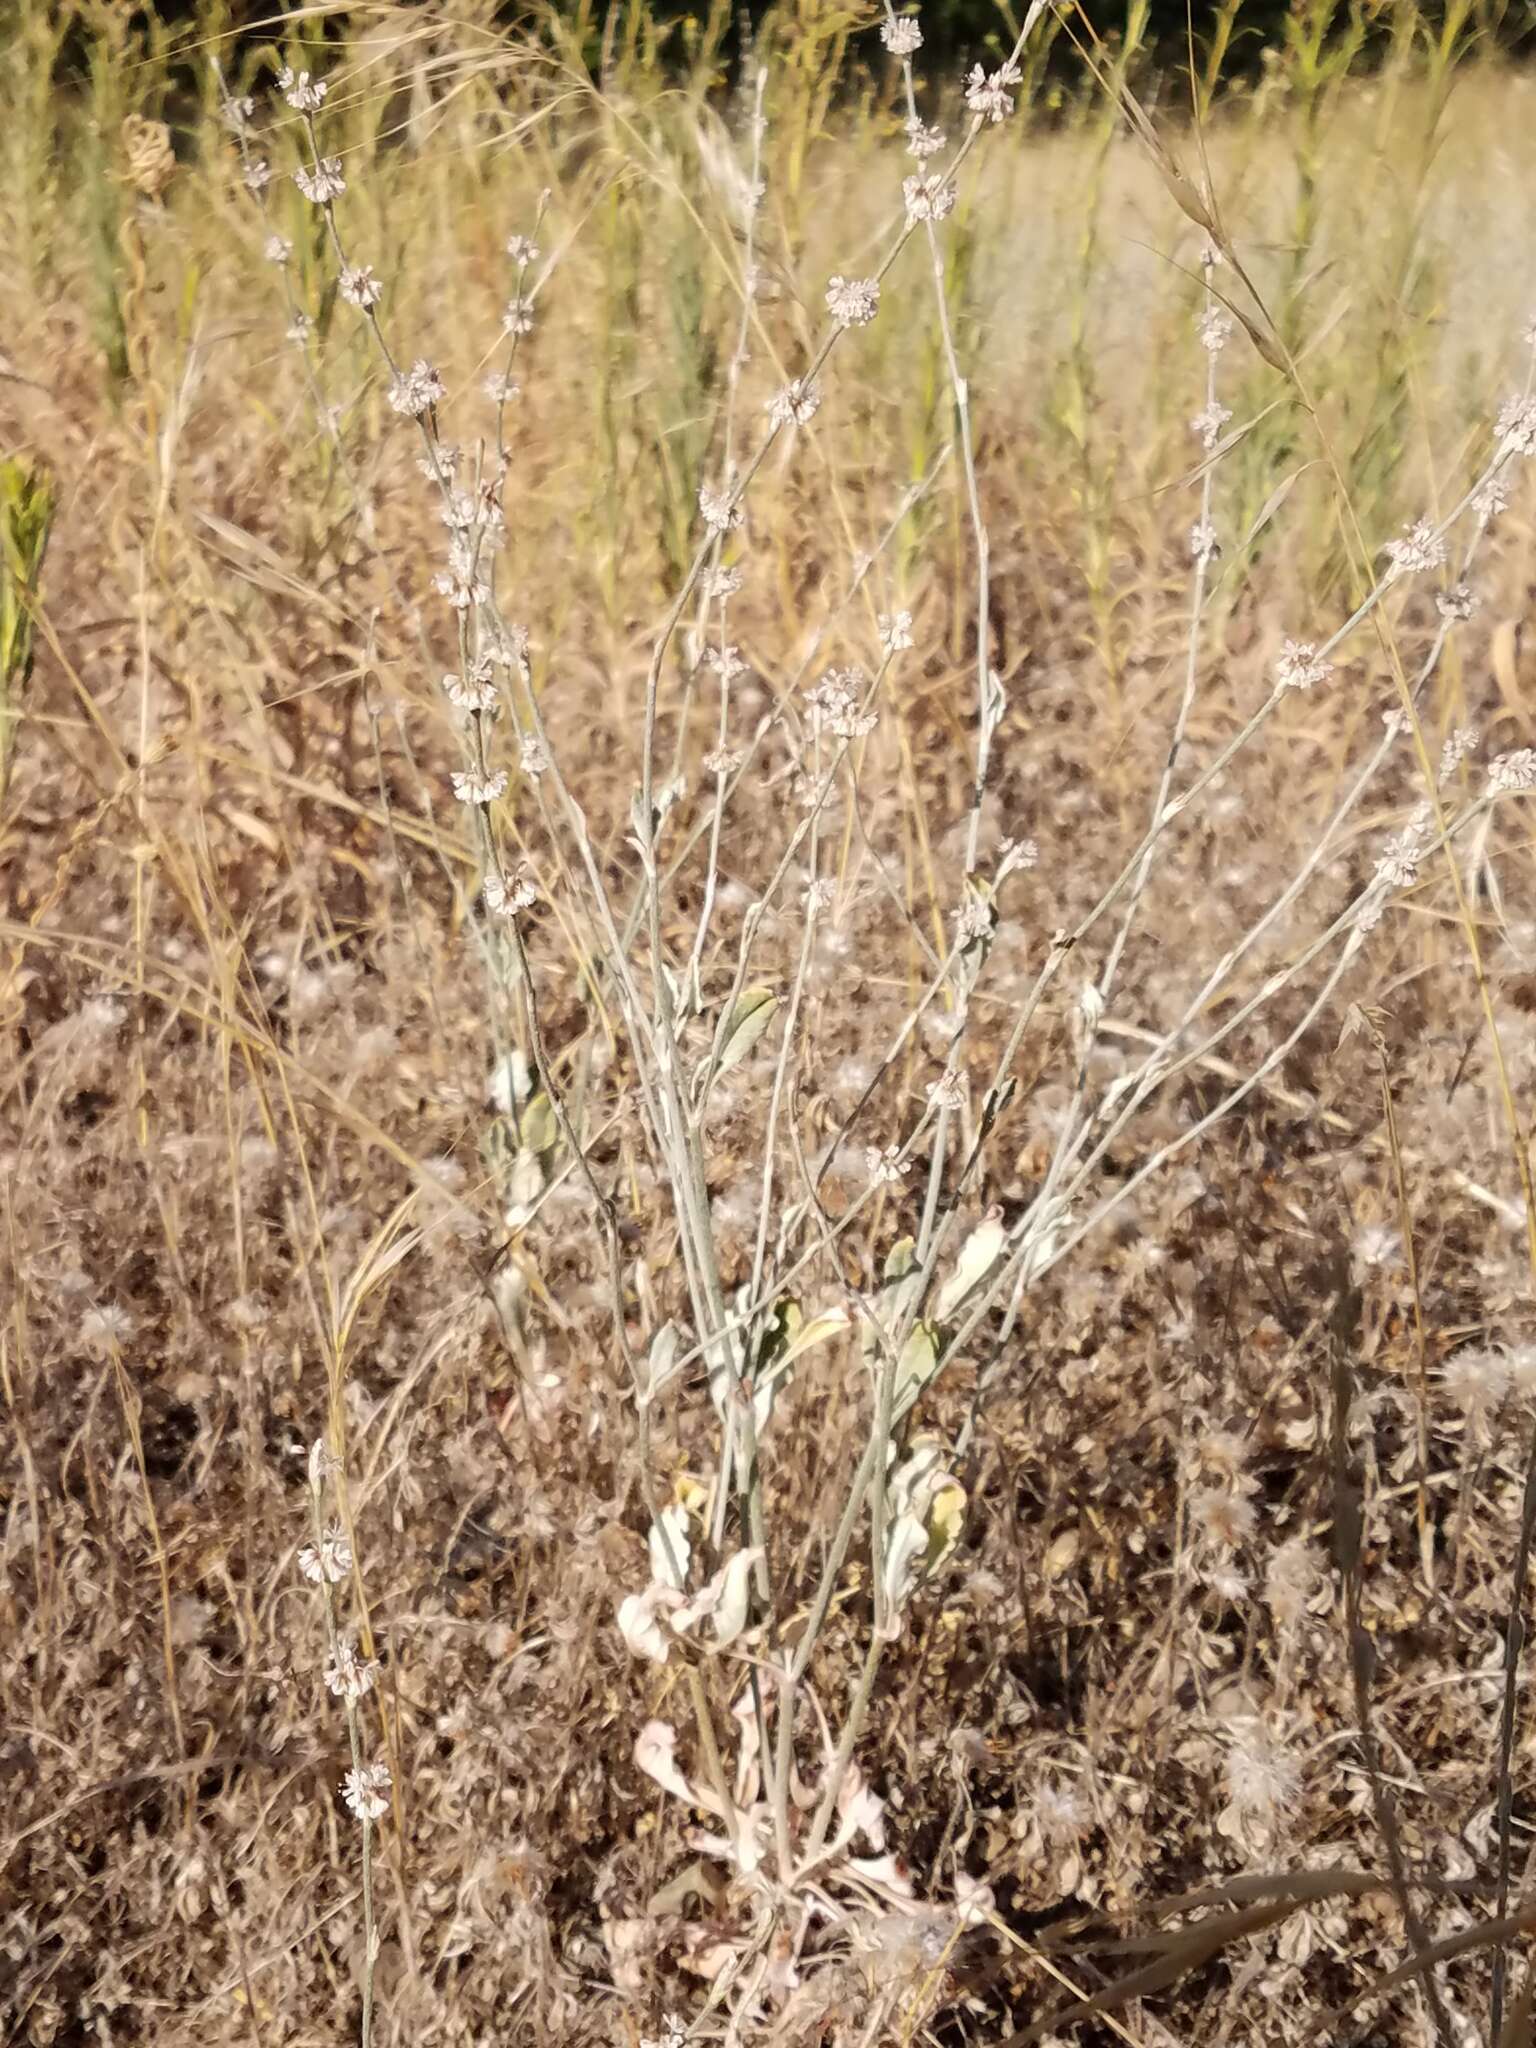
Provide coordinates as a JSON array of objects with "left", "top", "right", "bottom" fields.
[{"left": 4, "top": 6, "right": 1536, "bottom": 2046}]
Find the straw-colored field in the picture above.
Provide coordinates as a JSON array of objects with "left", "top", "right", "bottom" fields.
[{"left": 4, "top": 6, "right": 1536, "bottom": 2045}]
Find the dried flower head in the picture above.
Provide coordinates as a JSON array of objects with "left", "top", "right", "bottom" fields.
[
  {"left": 506, "top": 232, "right": 541, "bottom": 266},
  {"left": 881, "top": 14, "right": 923, "bottom": 54},
  {"left": 698, "top": 485, "right": 743, "bottom": 534},
  {"left": 387, "top": 359, "right": 444, "bottom": 417},
  {"left": 1198, "top": 306, "right": 1234, "bottom": 354},
  {"left": 1275, "top": 639, "right": 1333, "bottom": 690},
  {"left": 1383, "top": 518, "right": 1447, "bottom": 577},
  {"left": 451, "top": 768, "right": 508, "bottom": 806},
  {"left": 484, "top": 867, "right": 537, "bottom": 917},
  {"left": 1474, "top": 476, "right": 1511, "bottom": 526},
  {"left": 1436, "top": 582, "right": 1478, "bottom": 623},
  {"left": 1496, "top": 394, "right": 1536, "bottom": 456},
  {"left": 444, "top": 665, "right": 499, "bottom": 714},
  {"left": 807, "top": 669, "right": 876, "bottom": 739},
  {"left": 81, "top": 1303, "right": 133, "bottom": 1354},
  {"left": 767, "top": 379, "right": 822, "bottom": 429},
  {"left": 827, "top": 274, "right": 881, "bottom": 326},
  {"left": 299, "top": 1519, "right": 353, "bottom": 1585},
  {"left": 293, "top": 157, "right": 345, "bottom": 206},
  {"left": 502, "top": 295, "right": 536, "bottom": 337},
  {"left": 964, "top": 60, "right": 1022, "bottom": 124},
  {"left": 341, "top": 1760, "right": 391, "bottom": 1824},
  {"left": 339, "top": 264, "right": 382, "bottom": 309},
  {"left": 879, "top": 609, "right": 914, "bottom": 653},
  {"left": 324, "top": 1629, "right": 380, "bottom": 1703},
  {"left": 278, "top": 67, "right": 328, "bottom": 112},
  {"left": 1489, "top": 748, "right": 1536, "bottom": 794},
  {"left": 1190, "top": 401, "right": 1232, "bottom": 451},
  {"left": 263, "top": 233, "right": 292, "bottom": 265},
  {"left": 1189, "top": 519, "right": 1219, "bottom": 566},
  {"left": 865, "top": 1143, "right": 907, "bottom": 1186},
  {"left": 903, "top": 174, "right": 955, "bottom": 225}
]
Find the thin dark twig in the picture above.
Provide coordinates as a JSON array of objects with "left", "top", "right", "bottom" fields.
[
  {"left": 1489, "top": 1420, "right": 1536, "bottom": 2040},
  {"left": 1325, "top": 1243, "right": 1455, "bottom": 2048}
]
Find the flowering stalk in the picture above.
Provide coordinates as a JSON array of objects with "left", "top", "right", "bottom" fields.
[{"left": 300, "top": 1440, "right": 384, "bottom": 2048}]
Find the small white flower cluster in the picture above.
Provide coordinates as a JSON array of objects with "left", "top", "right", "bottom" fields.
[
  {"left": 520, "top": 734, "right": 549, "bottom": 777},
  {"left": 1496, "top": 393, "right": 1536, "bottom": 457},
  {"left": 826, "top": 274, "right": 880, "bottom": 326},
  {"left": 324, "top": 1628, "right": 379, "bottom": 1704},
  {"left": 444, "top": 659, "right": 499, "bottom": 715},
  {"left": 880, "top": 13, "right": 923, "bottom": 54},
  {"left": 879, "top": 609, "right": 914, "bottom": 654},
  {"left": 702, "top": 743, "right": 743, "bottom": 776},
  {"left": 1189, "top": 401, "right": 1231, "bottom": 451},
  {"left": 1361, "top": 811, "right": 1434, "bottom": 928},
  {"left": 927, "top": 1068, "right": 966, "bottom": 1114},
  {"left": 808, "top": 668, "right": 877, "bottom": 739},
  {"left": 1474, "top": 476, "right": 1511, "bottom": 526},
  {"left": 803, "top": 876, "right": 837, "bottom": 917},
  {"left": 698, "top": 485, "right": 743, "bottom": 534},
  {"left": 485, "top": 866, "right": 538, "bottom": 917},
  {"left": 502, "top": 295, "right": 536, "bottom": 337},
  {"left": 709, "top": 564, "right": 744, "bottom": 599},
  {"left": 707, "top": 644, "right": 747, "bottom": 681},
  {"left": 452, "top": 767, "right": 508, "bottom": 806},
  {"left": 1189, "top": 519, "right": 1219, "bottom": 567},
  {"left": 766, "top": 378, "right": 822, "bottom": 430},
  {"left": 243, "top": 161, "right": 273, "bottom": 193},
  {"left": 997, "top": 834, "right": 1039, "bottom": 875},
  {"left": 1383, "top": 517, "right": 1447, "bottom": 578},
  {"left": 1275, "top": 638, "right": 1333, "bottom": 690},
  {"left": 957, "top": 891, "right": 995, "bottom": 945},
  {"left": 506, "top": 232, "right": 540, "bottom": 266},
  {"left": 904, "top": 118, "right": 946, "bottom": 159},
  {"left": 299, "top": 1518, "right": 353, "bottom": 1585},
  {"left": 1435, "top": 582, "right": 1478, "bottom": 624},
  {"left": 1489, "top": 748, "right": 1536, "bottom": 794},
  {"left": 1198, "top": 306, "right": 1234, "bottom": 355},
  {"left": 342, "top": 1760, "right": 392, "bottom": 1824},
  {"left": 964, "top": 59, "right": 1023, "bottom": 125},
  {"left": 339, "top": 264, "right": 382, "bottom": 309},
  {"left": 293, "top": 157, "right": 345, "bottom": 205},
  {"left": 387, "top": 358, "right": 445, "bottom": 417},
  {"left": 286, "top": 312, "right": 313, "bottom": 348},
  {"left": 263, "top": 234, "right": 292, "bottom": 265},
  {"left": 278, "top": 66, "right": 329, "bottom": 113},
  {"left": 433, "top": 536, "right": 490, "bottom": 611},
  {"left": 223, "top": 95, "right": 256, "bottom": 135},
  {"left": 903, "top": 174, "right": 955, "bottom": 226},
  {"left": 1438, "top": 725, "right": 1478, "bottom": 780},
  {"left": 865, "top": 1142, "right": 907, "bottom": 1185}
]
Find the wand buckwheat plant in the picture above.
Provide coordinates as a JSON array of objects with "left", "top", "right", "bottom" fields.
[{"left": 196, "top": 19, "right": 1536, "bottom": 2046}]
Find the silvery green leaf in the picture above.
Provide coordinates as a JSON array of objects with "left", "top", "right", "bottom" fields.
[
  {"left": 714, "top": 987, "right": 778, "bottom": 1075},
  {"left": 891, "top": 1320, "right": 940, "bottom": 1419},
  {"left": 642, "top": 1321, "right": 683, "bottom": 1407},
  {"left": 648, "top": 1501, "right": 690, "bottom": 1591}
]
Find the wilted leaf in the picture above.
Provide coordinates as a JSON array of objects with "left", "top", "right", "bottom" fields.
[{"left": 935, "top": 1211, "right": 1006, "bottom": 1319}]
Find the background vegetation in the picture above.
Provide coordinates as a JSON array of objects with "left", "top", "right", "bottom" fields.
[{"left": 3, "top": 3, "right": 1536, "bottom": 2047}]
